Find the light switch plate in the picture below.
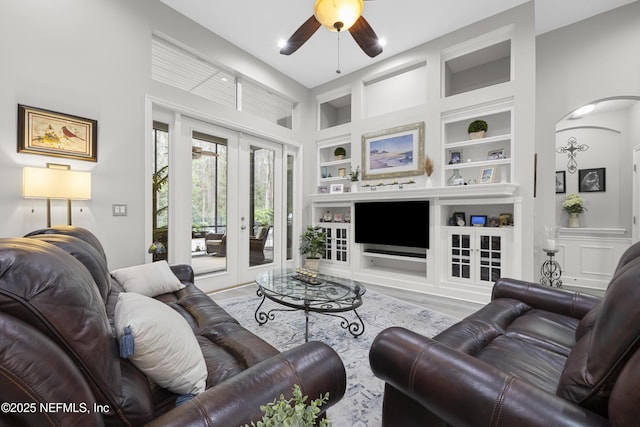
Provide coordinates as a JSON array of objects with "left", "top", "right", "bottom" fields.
[{"left": 113, "top": 204, "right": 127, "bottom": 216}]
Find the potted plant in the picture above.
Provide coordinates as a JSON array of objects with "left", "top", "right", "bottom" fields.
[
  {"left": 243, "top": 384, "right": 330, "bottom": 427},
  {"left": 467, "top": 120, "right": 488, "bottom": 139},
  {"left": 562, "top": 193, "right": 586, "bottom": 228},
  {"left": 333, "top": 146, "right": 346, "bottom": 160},
  {"left": 300, "top": 225, "right": 327, "bottom": 271}
]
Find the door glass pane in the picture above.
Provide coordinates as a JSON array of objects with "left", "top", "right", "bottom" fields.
[
  {"left": 250, "top": 146, "right": 275, "bottom": 266},
  {"left": 152, "top": 122, "right": 169, "bottom": 262},
  {"left": 191, "top": 134, "right": 227, "bottom": 275},
  {"left": 286, "top": 154, "right": 294, "bottom": 260}
]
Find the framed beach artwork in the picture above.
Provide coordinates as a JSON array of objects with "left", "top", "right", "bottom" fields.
[
  {"left": 361, "top": 122, "right": 425, "bottom": 180},
  {"left": 17, "top": 104, "right": 98, "bottom": 162}
]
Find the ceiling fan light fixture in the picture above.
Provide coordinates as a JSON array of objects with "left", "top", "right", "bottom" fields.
[{"left": 314, "top": 0, "right": 363, "bottom": 32}]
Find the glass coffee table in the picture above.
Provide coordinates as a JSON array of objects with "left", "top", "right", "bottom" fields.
[{"left": 254, "top": 269, "right": 366, "bottom": 342}]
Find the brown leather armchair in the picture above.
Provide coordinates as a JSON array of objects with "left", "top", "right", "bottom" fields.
[
  {"left": 370, "top": 241, "right": 640, "bottom": 426},
  {"left": 0, "top": 226, "right": 346, "bottom": 426}
]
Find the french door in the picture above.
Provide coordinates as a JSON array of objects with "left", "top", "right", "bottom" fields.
[{"left": 151, "top": 114, "right": 284, "bottom": 292}]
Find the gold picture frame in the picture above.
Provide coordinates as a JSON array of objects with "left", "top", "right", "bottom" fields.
[
  {"left": 18, "top": 104, "right": 98, "bottom": 162},
  {"left": 361, "top": 122, "right": 425, "bottom": 180}
]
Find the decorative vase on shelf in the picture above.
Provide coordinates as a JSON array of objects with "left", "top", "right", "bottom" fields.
[
  {"left": 447, "top": 169, "right": 463, "bottom": 186},
  {"left": 568, "top": 213, "right": 580, "bottom": 228},
  {"left": 351, "top": 182, "right": 358, "bottom": 192},
  {"left": 321, "top": 166, "right": 328, "bottom": 178},
  {"left": 425, "top": 175, "right": 433, "bottom": 187}
]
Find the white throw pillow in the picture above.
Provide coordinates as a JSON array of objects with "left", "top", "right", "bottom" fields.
[
  {"left": 111, "top": 261, "right": 184, "bottom": 297},
  {"left": 114, "top": 292, "right": 207, "bottom": 395}
]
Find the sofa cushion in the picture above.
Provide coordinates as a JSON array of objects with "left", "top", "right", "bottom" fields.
[
  {"left": 114, "top": 292, "right": 207, "bottom": 395},
  {"left": 111, "top": 261, "right": 184, "bottom": 297},
  {"left": 25, "top": 233, "right": 111, "bottom": 303}
]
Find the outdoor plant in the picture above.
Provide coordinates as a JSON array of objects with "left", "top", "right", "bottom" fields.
[
  {"left": 300, "top": 225, "right": 327, "bottom": 259},
  {"left": 243, "top": 384, "right": 330, "bottom": 427},
  {"left": 333, "top": 146, "right": 346, "bottom": 157},
  {"left": 562, "top": 193, "right": 587, "bottom": 214},
  {"left": 349, "top": 166, "right": 360, "bottom": 181},
  {"left": 467, "top": 119, "right": 488, "bottom": 134}
]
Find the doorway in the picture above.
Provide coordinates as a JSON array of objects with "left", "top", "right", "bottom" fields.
[{"left": 150, "top": 113, "right": 285, "bottom": 292}]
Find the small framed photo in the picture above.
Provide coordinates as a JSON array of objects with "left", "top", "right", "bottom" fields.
[
  {"left": 329, "top": 183, "right": 344, "bottom": 194},
  {"left": 555, "top": 171, "right": 566, "bottom": 194},
  {"left": 579, "top": 168, "right": 605, "bottom": 192},
  {"left": 488, "top": 149, "right": 504, "bottom": 160},
  {"left": 480, "top": 166, "right": 496, "bottom": 184},
  {"left": 449, "top": 150, "right": 462, "bottom": 164},
  {"left": 333, "top": 213, "right": 343, "bottom": 222},
  {"left": 317, "top": 186, "right": 329, "bottom": 194},
  {"left": 453, "top": 212, "right": 466, "bottom": 226},
  {"left": 338, "top": 167, "right": 347, "bottom": 177},
  {"left": 499, "top": 213, "right": 513, "bottom": 226}
]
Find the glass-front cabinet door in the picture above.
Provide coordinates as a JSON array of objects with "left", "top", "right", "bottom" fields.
[{"left": 446, "top": 228, "right": 508, "bottom": 285}]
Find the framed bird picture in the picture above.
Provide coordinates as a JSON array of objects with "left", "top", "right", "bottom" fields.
[{"left": 17, "top": 104, "right": 97, "bottom": 162}]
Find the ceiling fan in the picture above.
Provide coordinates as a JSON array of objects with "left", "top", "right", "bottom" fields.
[
  {"left": 280, "top": 0, "right": 382, "bottom": 58},
  {"left": 192, "top": 146, "right": 218, "bottom": 159}
]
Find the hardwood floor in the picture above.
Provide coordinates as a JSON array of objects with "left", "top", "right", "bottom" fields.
[{"left": 208, "top": 281, "right": 482, "bottom": 319}]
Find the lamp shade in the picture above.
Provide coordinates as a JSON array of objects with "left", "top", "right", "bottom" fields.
[
  {"left": 314, "top": 0, "right": 363, "bottom": 32},
  {"left": 23, "top": 167, "right": 92, "bottom": 200}
]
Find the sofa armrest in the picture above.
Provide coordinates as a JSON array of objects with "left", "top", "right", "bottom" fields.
[
  {"left": 492, "top": 277, "right": 600, "bottom": 319},
  {"left": 370, "top": 327, "right": 609, "bottom": 427},
  {"left": 169, "top": 264, "right": 194, "bottom": 284},
  {"left": 145, "top": 341, "right": 346, "bottom": 427}
]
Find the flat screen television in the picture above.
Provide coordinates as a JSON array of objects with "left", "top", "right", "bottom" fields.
[{"left": 354, "top": 200, "right": 429, "bottom": 249}]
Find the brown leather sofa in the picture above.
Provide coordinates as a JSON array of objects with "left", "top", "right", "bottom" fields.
[
  {"left": 370, "top": 242, "right": 640, "bottom": 426},
  {"left": 0, "top": 226, "right": 346, "bottom": 426}
]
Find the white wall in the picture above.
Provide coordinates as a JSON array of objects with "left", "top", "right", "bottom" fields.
[
  {"left": 0, "top": 0, "right": 311, "bottom": 269},
  {"left": 535, "top": 1, "right": 640, "bottom": 274},
  {"left": 555, "top": 117, "right": 626, "bottom": 228}
]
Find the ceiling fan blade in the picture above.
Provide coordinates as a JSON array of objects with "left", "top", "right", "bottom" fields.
[
  {"left": 280, "top": 15, "right": 321, "bottom": 55},
  {"left": 349, "top": 15, "right": 383, "bottom": 58}
]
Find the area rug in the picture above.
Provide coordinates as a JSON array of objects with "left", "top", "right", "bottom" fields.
[{"left": 216, "top": 285, "right": 459, "bottom": 426}]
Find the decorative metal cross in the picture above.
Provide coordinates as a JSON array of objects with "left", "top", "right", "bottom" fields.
[{"left": 556, "top": 136, "right": 589, "bottom": 173}]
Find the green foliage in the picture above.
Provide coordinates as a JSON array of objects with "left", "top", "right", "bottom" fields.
[
  {"left": 333, "top": 146, "right": 346, "bottom": 157},
  {"left": 244, "top": 384, "right": 330, "bottom": 427},
  {"left": 300, "top": 226, "right": 327, "bottom": 259},
  {"left": 467, "top": 119, "right": 488, "bottom": 133},
  {"left": 255, "top": 208, "right": 274, "bottom": 226}
]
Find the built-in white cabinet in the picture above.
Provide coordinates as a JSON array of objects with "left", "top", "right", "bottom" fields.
[
  {"left": 444, "top": 227, "right": 511, "bottom": 285},
  {"left": 320, "top": 223, "right": 350, "bottom": 265},
  {"left": 312, "top": 204, "right": 351, "bottom": 268},
  {"left": 307, "top": 15, "right": 534, "bottom": 303}
]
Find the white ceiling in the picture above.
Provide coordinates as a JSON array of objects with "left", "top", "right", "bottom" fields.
[{"left": 159, "top": 0, "right": 636, "bottom": 89}]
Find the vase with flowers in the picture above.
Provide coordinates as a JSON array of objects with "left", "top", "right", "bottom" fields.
[
  {"left": 349, "top": 166, "right": 360, "bottom": 192},
  {"left": 424, "top": 156, "right": 434, "bottom": 187},
  {"left": 562, "top": 193, "right": 586, "bottom": 228}
]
